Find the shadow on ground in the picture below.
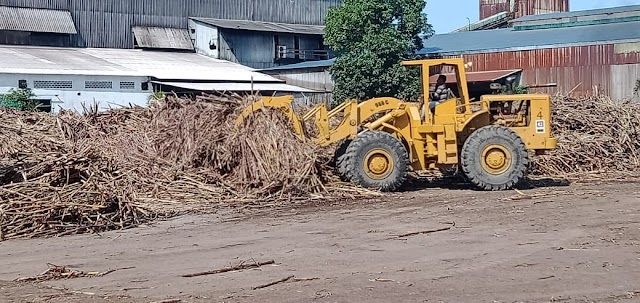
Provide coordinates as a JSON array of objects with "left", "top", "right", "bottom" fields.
[{"left": 400, "top": 174, "right": 571, "bottom": 192}]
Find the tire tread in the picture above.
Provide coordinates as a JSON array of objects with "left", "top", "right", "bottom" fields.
[
  {"left": 344, "top": 131, "right": 408, "bottom": 192},
  {"left": 461, "top": 125, "right": 529, "bottom": 191}
]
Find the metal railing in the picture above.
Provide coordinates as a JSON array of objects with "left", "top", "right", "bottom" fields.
[{"left": 276, "top": 49, "right": 330, "bottom": 61}]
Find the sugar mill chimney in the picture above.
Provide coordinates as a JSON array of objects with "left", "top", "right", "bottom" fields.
[{"left": 479, "top": 0, "right": 569, "bottom": 20}]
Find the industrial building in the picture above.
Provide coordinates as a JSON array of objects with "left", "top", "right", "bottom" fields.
[
  {"left": 261, "top": 59, "right": 336, "bottom": 104},
  {"left": 188, "top": 18, "right": 329, "bottom": 69},
  {"left": 0, "top": 45, "right": 315, "bottom": 113},
  {"left": 0, "top": 0, "right": 339, "bottom": 49},
  {"left": 421, "top": 5, "right": 640, "bottom": 101},
  {"left": 0, "top": 0, "right": 338, "bottom": 68},
  {"left": 0, "top": 0, "right": 339, "bottom": 111},
  {"left": 267, "top": 2, "right": 640, "bottom": 103}
]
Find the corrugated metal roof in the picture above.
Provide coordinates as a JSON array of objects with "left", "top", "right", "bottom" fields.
[
  {"left": 0, "top": 45, "right": 282, "bottom": 83},
  {"left": 513, "top": 4, "right": 640, "bottom": 22},
  {"left": 0, "top": 5, "right": 76, "bottom": 34},
  {"left": 152, "top": 81, "right": 318, "bottom": 93},
  {"left": 260, "top": 59, "right": 336, "bottom": 71},
  {"left": 191, "top": 17, "right": 325, "bottom": 35},
  {"left": 418, "top": 21, "right": 640, "bottom": 56},
  {"left": 428, "top": 69, "right": 522, "bottom": 83},
  {"left": 132, "top": 26, "right": 194, "bottom": 50}
]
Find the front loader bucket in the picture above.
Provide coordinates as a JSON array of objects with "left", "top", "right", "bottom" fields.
[{"left": 235, "top": 96, "right": 306, "bottom": 140}]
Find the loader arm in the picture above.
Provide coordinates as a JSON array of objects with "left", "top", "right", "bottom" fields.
[{"left": 236, "top": 96, "right": 411, "bottom": 147}]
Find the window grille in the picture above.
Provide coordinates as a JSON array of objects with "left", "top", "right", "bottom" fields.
[
  {"left": 119, "top": 81, "right": 135, "bottom": 90},
  {"left": 33, "top": 80, "right": 73, "bottom": 89},
  {"left": 85, "top": 81, "right": 113, "bottom": 89}
]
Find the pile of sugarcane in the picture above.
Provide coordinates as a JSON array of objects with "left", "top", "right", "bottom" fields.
[
  {"left": 2, "top": 93, "right": 638, "bottom": 240},
  {"left": 530, "top": 94, "right": 640, "bottom": 179},
  {"left": 0, "top": 94, "right": 374, "bottom": 241}
]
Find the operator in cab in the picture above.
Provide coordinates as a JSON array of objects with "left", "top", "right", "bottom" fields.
[{"left": 430, "top": 74, "right": 449, "bottom": 110}]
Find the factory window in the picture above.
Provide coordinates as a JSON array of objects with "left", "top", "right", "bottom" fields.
[
  {"left": 33, "top": 80, "right": 73, "bottom": 89},
  {"left": 120, "top": 81, "right": 135, "bottom": 90},
  {"left": 85, "top": 81, "right": 113, "bottom": 89}
]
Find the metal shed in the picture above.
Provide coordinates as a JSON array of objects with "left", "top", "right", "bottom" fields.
[
  {"left": 261, "top": 59, "right": 335, "bottom": 92},
  {"left": 0, "top": 45, "right": 313, "bottom": 112},
  {"left": 0, "top": 0, "right": 342, "bottom": 49},
  {"left": 189, "top": 18, "right": 330, "bottom": 69},
  {"left": 419, "top": 7, "right": 640, "bottom": 100}
]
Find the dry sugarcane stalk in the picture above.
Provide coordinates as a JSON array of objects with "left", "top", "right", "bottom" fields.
[
  {"left": 0, "top": 94, "right": 376, "bottom": 241},
  {"left": 181, "top": 259, "right": 276, "bottom": 277},
  {"left": 530, "top": 94, "right": 640, "bottom": 180}
]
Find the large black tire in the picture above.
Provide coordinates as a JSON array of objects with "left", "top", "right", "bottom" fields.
[
  {"left": 344, "top": 131, "right": 409, "bottom": 192},
  {"left": 461, "top": 125, "right": 529, "bottom": 191},
  {"left": 334, "top": 139, "right": 352, "bottom": 181}
]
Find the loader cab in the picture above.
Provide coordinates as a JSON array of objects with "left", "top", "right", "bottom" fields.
[{"left": 402, "top": 58, "right": 472, "bottom": 121}]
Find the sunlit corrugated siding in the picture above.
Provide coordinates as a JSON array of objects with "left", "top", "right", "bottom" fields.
[
  {"left": 0, "top": 0, "right": 341, "bottom": 48},
  {"left": 515, "top": 0, "right": 569, "bottom": 18},
  {"left": 132, "top": 26, "right": 193, "bottom": 50},
  {"left": 0, "top": 5, "right": 77, "bottom": 34},
  {"left": 480, "top": 0, "right": 511, "bottom": 20},
  {"left": 461, "top": 44, "right": 640, "bottom": 97},
  {"left": 480, "top": 0, "right": 569, "bottom": 20},
  {"left": 266, "top": 68, "right": 333, "bottom": 91}
]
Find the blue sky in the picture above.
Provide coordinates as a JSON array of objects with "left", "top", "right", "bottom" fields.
[{"left": 426, "top": 0, "right": 640, "bottom": 33}]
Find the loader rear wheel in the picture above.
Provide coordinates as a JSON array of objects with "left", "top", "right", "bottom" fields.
[
  {"left": 461, "top": 125, "right": 529, "bottom": 191},
  {"left": 344, "top": 131, "right": 408, "bottom": 192}
]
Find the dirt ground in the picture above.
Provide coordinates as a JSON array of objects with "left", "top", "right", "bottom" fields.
[{"left": 2, "top": 180, "right": 640, "bottom": 303}]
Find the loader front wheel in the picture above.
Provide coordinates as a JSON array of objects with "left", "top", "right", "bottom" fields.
[
  {"left": 461, "top": 125, "right": 529, "bottom": 191},
  {"left": 345, "top": 131, "right": 408, "bottom": 192}
]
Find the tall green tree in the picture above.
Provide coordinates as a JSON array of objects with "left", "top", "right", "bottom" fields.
[{"left": 324, "top": 0, "right": 434, "bottom": 105}]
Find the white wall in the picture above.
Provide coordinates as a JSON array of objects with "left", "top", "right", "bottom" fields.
[
  {"left": 0, "top": 73, "right": 151, "bottom": 113},
  {"left": 189, "top": 19, "right": 220, "bottom": 59},
  {"left": 611, "top": 64, "right": 640, "bottom": 102}
]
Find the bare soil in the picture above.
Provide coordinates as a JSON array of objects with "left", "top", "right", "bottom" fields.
[{"left": 2, "top": 180, "right": 640, "bottom": 303}]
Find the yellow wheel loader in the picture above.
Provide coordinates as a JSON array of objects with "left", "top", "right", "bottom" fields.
[{"left": 237, "top": 58, "right": 557, "bottom": 191}]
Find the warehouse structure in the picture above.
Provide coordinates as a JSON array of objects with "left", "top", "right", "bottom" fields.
[
  {"left": 421, "top": 5, "right": 640, "bottom": 101},
  {"left": 0, "top": 45, "right": 315, "bottom": 113},
  {"left": 261, "top": 59, "right": 335, "bottom": 104},
  {"left": 268, "top": 3, "right": 640, "bottom": 103},
  {"left": 0, "top": 0, "right": 339, "bottom": 68},
  {"left": 188, "top": 18, "right": 329, "bottom": 69},
  {"left": 0, "top": 0, "right": 340, "bottom": 49},
  {"left": 0, "top": 0, "right": 338, "bottom": 111}
]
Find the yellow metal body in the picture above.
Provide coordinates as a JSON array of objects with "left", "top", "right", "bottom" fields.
[{"left": 236, "top": 58, "right": 557, "bottom": 172}]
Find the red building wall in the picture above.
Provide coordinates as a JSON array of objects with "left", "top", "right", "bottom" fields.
[
  {"left": 480, "top": 0, "right": 511, "bottom": 20},
  {"left": 461, "top": 44, "right": 640, "bottom": 96},
  {"left": 515, "top": 0, "right": 569, "bottom": 18},
  {"left": 480, "top": 0, "right": 569, "bottom": 20}
]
